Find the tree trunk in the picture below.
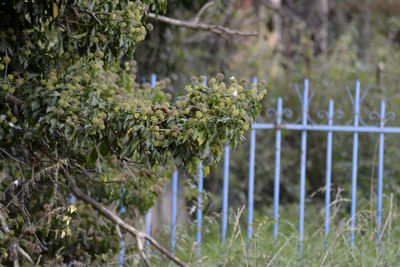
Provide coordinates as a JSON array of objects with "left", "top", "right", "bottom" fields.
[
  {"left": 268, "top": 0, "right": 282, "bottom": 48},
  {"left": 360, "top": 0, "right": 371, "bottom": 64},
  {"left": 313, "top": 0, "right": 329, "bottom": 55}
]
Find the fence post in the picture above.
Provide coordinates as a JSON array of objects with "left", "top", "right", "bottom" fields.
[
  {"left": 247, "top": 77, "right": 258, "bottom": 242},
  {"left": 350, "top": 81, "right": 360, "bottom": 247},
  {"left": 377, "top": 100, "right": 386, "bottom": 244},
  {"left": 221, "top": 145, "right": 230, "bottom": 244},
  {"left": 171, "top": 170, "right": 178, "bottom": 253},
  {"left": 324, "top": 100, "right": 334, "bottom": 237},
  {"left": 119, "top": 198, "right": 126, "bottom": 267},
  {"left": 196, "top": 162, "right": 204, "bottom": 255},
  {"left": 298, "top": 79, "right": 309, "bottom": 256},
  {"left": 273, "top": 97, "right": 282, "bottom": 239},
  {"left": 247, "top": 128, "right": 256, "bottom": 242},
  {"left": 145, "top": 74, "right": 157, "bottom": 250},
  {"left": 196, "top": 78, "right": 207, "bottom": 254}
]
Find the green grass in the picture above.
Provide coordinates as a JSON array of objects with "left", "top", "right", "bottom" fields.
[{"left": 147, "top": 194, "right": 400, "bottom": 266}]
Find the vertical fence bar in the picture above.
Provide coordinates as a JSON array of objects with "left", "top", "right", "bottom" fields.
[
  {"left": 221, "top": 145, "right": 230, "bottom": 244},
  {"left": 273, "top": 97, "right": 283, "bottom": 239},
  {"left": 196, "top": 78, "right": 207, "bottom": 254},
  {"left": 145, "top": 74, "right": 157, "bottom": 247},
  {"left": 324, "top": 100, "right": 334, "bottom": 237},
  {"left": 68, "top": 195, "right": 74, "bottom": 267},
  {"left": 247, "top": 128, "right": 256, "bottom": 242},
  {"left": 145, "top": 211, "right": 151, "bottom": 241},
  {"left": 119, "top": 200, "right": 126, "bottom": 267},
  {"left": 377, "top": 100, "right": 386, "bottom": 243},
  {"left": 298, "top": 79, "right": 309, "bottom": 256},
  {"left": 247, "top": 77, "right": 258, "bottom": 242},
  {"left": 350, "top": 81, "right": 361, "bottom": 246},
  {"left": 119, "top": 240, "right": 124, "bottom": 267},
  {"left": 150, "top": 73, "right": 156, "bottom": 88},
  {"left": 196, "top": 162, "right": 204, "bottom": 254},
  {"left": 171, "top": 170, "right": 178, "bottom": 253}
]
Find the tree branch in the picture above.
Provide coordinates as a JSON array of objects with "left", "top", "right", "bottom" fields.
[
  {"left": 4, "top": 93, "right": 24, "bottom": 106},
  {"left": 63, "top": 170, "right": 188, "bottom": 267},
  {"left": 70, "top": 7, "right": 109, "bottom": 25},
  {"left": 0, "top": 214, "right": 35, "bottom": 265},
  {"left": 17, "top": 247, "right": 34, "bottom": 265},
  {"left": 262, "top": 0, "right": 302, "bottom": 22},
  {"left": 70, "top": 160, "right": 124, "bottom": 184},
  {"left": 12, "top": 244, "right": 19, "bottom": 267},
  {"left": 0, "top": 147, "right": 29, "bottom": 166},
  {"left": 193, "top": 1, "right": 215, "bottom": 24},
  {"left": 148, "top": 13, "right": 258, "bottom": 37}
]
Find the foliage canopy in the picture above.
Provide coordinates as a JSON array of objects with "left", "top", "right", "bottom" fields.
[{"left": 0, "top": 0, "right": 266, "bottom": 264}]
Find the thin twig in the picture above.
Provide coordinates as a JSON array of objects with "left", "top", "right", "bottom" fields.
[
  {"left": 13, "top": 244, "right": 19, "bottom": 267},
  {"left": 266, "top": 235, "right": 294, "bottom": 267},
  {"left": 0, "top": 215, "right": 35, "bottom": 264},
  {"left": 193, "top": 1, "right": 215, "bottom": 24},
  {"left": 70, "top": 7, "right": 109, "bottom": 25},
  {"left": 4, "top": 93, "right": 24, "bottom": 106},
  {"left": 0, "top": 214, "right": 10, "bottom": 233},
  {"left": 262, "top": 0, "right": 302, "bottom": 21},
  {"left": 16, "top": 247, "right": 34, "bottom": 264},
  {"left": 380, "top": 193, "right": 393, "bottom": 243},
  {"left": 71, "top": 161, "right": 124, "bottom": 184},
  {"left": 0, "top": 147, "right": 29, "bottom": 166},
  {"left": 135, "top": 235, "right": 151, "bottom": 267},
  {"left": 148, "top": 13, "right": 258, "bottom": 37},
  {"left": 223, "top": 206, "right": 245, "bottom": 267},
  {"left": 35, "top": 255, "right": 42, "bottom": 265}
]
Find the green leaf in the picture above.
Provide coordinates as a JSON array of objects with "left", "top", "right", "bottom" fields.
[
  {"left": 31, "top": 101, "right": 40, "bottom": 111},
  {"left": 99, "top": 143, "right": 109, "bottom": 156},
  {"left": 203, "top": 165, "right": 210, "bottom": 177},
  {"left": 73, "top": 32, "right": 87, "bottom": 39},
  {"left": 89, "top": 148, "right": 98, "bottom": 163}
]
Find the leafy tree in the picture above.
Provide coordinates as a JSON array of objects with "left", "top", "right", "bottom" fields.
[{"left": 0, "top": 0, "right": 266, "bottom": 265}]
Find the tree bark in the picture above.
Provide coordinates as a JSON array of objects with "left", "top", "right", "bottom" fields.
[
  {"left": 313, "top": 0, "right": 329, "bottom": 55},
  {"left": 147, "top": 13, "right": 258, "bottom": 37},
  {"left": 360, "top": 0, "right": 371, "bottom": 64},
  {"left": 268, "top": 0, "right": 282, "bottom": 48}
]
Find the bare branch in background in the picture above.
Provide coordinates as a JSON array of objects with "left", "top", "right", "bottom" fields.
[
  {"left": 262, "top": 0, "right": 303, "bottom": 22},
  {"left": 148, "top": 13, "right": 258, "bottom": 37},
  {"left": 193, "top": 1, "right": 215, "bottom": 24}
]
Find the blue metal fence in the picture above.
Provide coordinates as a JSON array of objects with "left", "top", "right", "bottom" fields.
[
  {"left": 71, "top": 75, "right": 400, "bottom": 264},
  {"left": 248, "top": 79, "right": 398, "bottom": 253},
  {"left": 167, "top": 78, "right": 398, "bottom": 258}
]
